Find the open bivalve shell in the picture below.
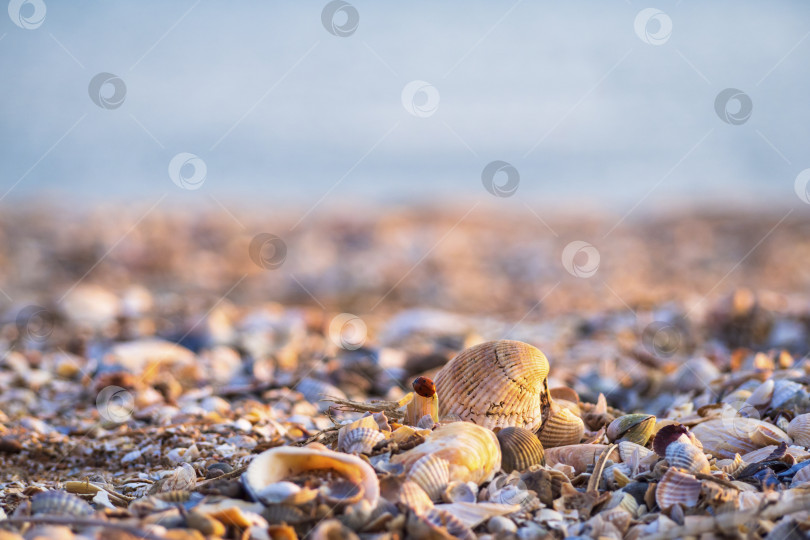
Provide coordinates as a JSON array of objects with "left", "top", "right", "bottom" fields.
[
  {"left": 242, "top": 445, "right": 379, "bottom": 508},
  {"left": 434, "top": 340, "right": 552, "bottom": 431},
  {"left": 391, "top": 421, "right": 501, "bottom": 485}
]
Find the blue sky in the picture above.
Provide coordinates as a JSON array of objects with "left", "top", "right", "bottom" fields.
[{"left": 1, "top": 1, "right": 810, "bottom": 213}]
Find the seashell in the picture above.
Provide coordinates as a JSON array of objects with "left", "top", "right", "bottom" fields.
[
  {"left": 434, "top": 340, "right": 551, "bottom": 431},
  {"left": 406, "top": 508, "right": 476, "bottom": 540},
  {"left": 720, "top": 453, "right": 746, "bottom": 476},
  {"left": 337, "top": 415, "right": 379, "bottom": 453},
  {"left": 536, "top": 403, "right": 584, "bottom": 448},
  {"left": 743, "top": 379, "right": 774, "bottom": 411},
  {"left": 249, "top": 481, "right": 317, "bottom": 505},
  {"left": 603, "top": 462, "right": 632, "bottom": 489},
  {"left": 309, "top": 519, "right": 360, "bottom": 540},
  {"left": 186, "top": 511, "right": 226, "bottom": 537},
  {"left": 341, "top": 427, "right": 386, "bottom": 454},
  {"left": 741, "top": 445, "right": 780, "bottom": 464},
  {"left": 544, "top": 444, "right": 620, "bottom": 475},
  {"left": 193, "top": 500, "right": 268, "bottom": 529},
  {"left": 30, "top": 491, "right": 93, "bottom": 517},
  {"left": 651, "top": 423, "right": 702, "bottom": 456},
  {"left": 665, "top": 442, "right": 710, "bottom": 475},
  {"left": 790, "top": 464, "right": 810, "bottom": 487},
  {"left": 261, "top": 504, "right": 310, "bottom": 525},
  {"left": 391, "top": 422, "right": 501, "bottom": 485},
  {"left": 607, "top": 414, "right": 655, "bottom": 446},
  {"left": 380, "top": 476, "right": 433, "bottom": 514},
  {"left": 549, "top": 386, "right": 580, "bottom": 403},
  {"left": 425, "top": 508, "right": 477, "bottom": 540},
  {"left": 672, "top": 357, "right": 720, "bottom": 393},
  {"left": 417, "top": 414, "right": 436, "bottom": 429},
  {"left": 296, "top": 377, "right": 347, "bottom": 412},
  {"left": 770, "top": 379, "right": 805, "bottom": 410},
  {"left": 618, "top": 441, "right": 655, "bottom": 463},
  {"left": 655, "top": 468, "right": 701, "bottom": 510},
  {"left": 433, "top": 502, "right": 521, "bottom": 529},
  {"left": 497, "top": 427, "right": 545, "bottom": 472},
  {"left": 787, "top": 413, "right": 810, "bottom": 447},
  {"left": 691, "top": 418, "right": 783, "bottom": 459},
  {"left": 442, "top": 481, "right": 478, "bottom": 503},
  {"left": 242, "top": 445, "right": 379, "bottom": 508},
  {"left": 407, "top": 453, "right": 450, "bottom": 502},
  {"left": 750, "top": 422, "right": 791, "bottom": 447}
]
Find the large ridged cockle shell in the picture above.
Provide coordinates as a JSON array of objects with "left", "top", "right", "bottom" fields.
[
  {"left": 391, "top": 422, "right": 501, "bottom": 485},
  {"left": 434, "top": 340, "right": 551, "bottom": 431},
  {"left": 242, "top": 445, "right": 379, "bottom": 508},
  {"left": 407, "top": 453, "right": 450, "bottom": 502},
  {"left": 787, "top": 414, "right": 810, "bottom": 447},
  {"left": 606, "top": 414, "right": 656, "bottom": 446},
  {"left": 536, "top": 403, "right": 584, "bottom": 448},
  {"left": 497, "top": 427, "right": 545, "bottom": 472},
  {"left": 544, "top": 444, "right": 620, "bottom": 475},
  {"left": 655, "top": 468, "right": 701, "bottom": 510},
  {"left": 664, "top": 442, "right": 710, "bottom": 475},
  {"left": 31, "top": 491, "right": 94, "bottom": 517}
]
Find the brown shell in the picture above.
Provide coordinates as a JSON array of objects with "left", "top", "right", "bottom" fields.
[
  {"left": 655, "top": 468, "right": 700, "bottom": 510},
  {"left": 434, "top": 340, "right": 551, "bottom": 431},
  {"left": 536, "top": 404, "right": 585, "bottom": 448},
  {"left": 497, "top": 427, "right": 545, "bottom": 472}
]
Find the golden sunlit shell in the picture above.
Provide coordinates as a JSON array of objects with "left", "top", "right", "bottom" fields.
[
  {"left": 434, "top": 340, "right": 551, "bottom": 431},
  {"left": 607, "top": 414, "right": 656, "bottom": 446},
  {"left": 655, "top": 468, "right": 701, "bottom": 510},
  {"left": 664, "top": 442, "right": 710, "bottom": 475},
  {"left": 391, "top": 422, "right": 501, "bottom": 485},
  {"left": 337, "top": 416, "right": 379, "bottom": 453},
  {"left": 536, "top": 404, "right": 584, "bottom": 448},
  {"left": 788, "top": 414, "right": 810, "bottom": 447},
  {"left": 242, "top": 445, "right": 379, "bottom": 508},
  {"left": 497, "top": 427, "right": 545, "bottom": 472},
  {"left": 407, "top": 454, "right": 450, "bottom": 502}
]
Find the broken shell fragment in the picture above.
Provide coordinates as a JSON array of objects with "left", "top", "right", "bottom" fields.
[
  {"left": 391, "top": 421, "right": 501, "bottom": 485},
  {"left": 242, "top": 446, "right": 379, "bottom": 508},
  {"left": 497, "top": 427, "right": 545, "bottom": 472},
  {"left": 434, "top": 340, "right": 551, "bottom": 431},
  {"left": 607, "top": 414, "right": 656, "bottom": 446}
]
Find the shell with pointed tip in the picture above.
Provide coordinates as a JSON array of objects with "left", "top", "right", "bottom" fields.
[
  {"left": 655, "top": 468, "right": 701, "bottom": 510},
  {"left": 391, "top": 422, "right": 501, "bottom": 485},
  {"left": 787, "top": 413, "right": 810, "bottom": 447},
  {"left": 342, "top": 427, "right": 386, "bottom": 455},
  {"left": 242, "top": 446, "right": 379, "bottom": 508},
  {"left": 544, "top": 444, "right": 620, "bottom": 475},
  {"left": 434, "top": 340, "right": 551, "bottom": 431},
  {"left": 665, "top": 442, "right": 710, "bottom": 475},
  {"left": 536, "top": 404, "right": 584, "bottom": 448},
  {"left": 497, "top": 427, "right": 545, "bottom": 472},
  {"left": 607, "top": 414, "right": 656, "bottom": 446},
  {"left": 31, "top": 491, "right": 93, "bottom": 517},
  {"left": 407, "top": 453, "right": 450, "bottom": 502}
]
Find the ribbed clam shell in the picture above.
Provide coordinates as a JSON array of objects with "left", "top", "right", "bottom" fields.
[
  {"left": 770, "top": 379, "right": 805, "bottom": 409},
  {"left": 691, "top": 418, "right": 772, "bottom": 459},
  {"left": 31, "top": 491, "right": 93, "bottom": 517},
  {"left": 391, "top": 422, "right": 501, "bottom": 485},
  {"left": 606, "top": 414, "right": 655, "bottom": 445},
  {"left": 434, "top": 340, "right": 551, "bottom": 431},
  {"left": 342, "top": 427, "right": 386, "bottom": 454},
  {"left": 497, "top": 427, "right": 545, "bottom": 472},
  {"left": 788, "top": 413, "right": 810, "bottom": 447},
  {"left": 407, "top": 453, "right": 450, "bottom": 502},
  {"left": 536, "top": 405, "right": 584, "bottom": 448},
  {"left": 665, "top": 442, "right": 710, "bottom": 475},
  {"left": 423, "top": 508, "right": 476, "bottom": 540},
  {"left": 442, "top": 481, "right": 478, "bottom": 503},
  {"left": 398, "top": 480, "right": 434, "bottom": 514},
  {"left": 337, "top": 415, "right": 379, "bottom": 453},
  {"left": 618, "top": 441, "right": 655, "bottom": 462},
  {"left": 741, "top": 445, "right": 779, "bottom": 464},
  {"left": 655, "top": 468, "right": 701, "bottom": 510}
]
